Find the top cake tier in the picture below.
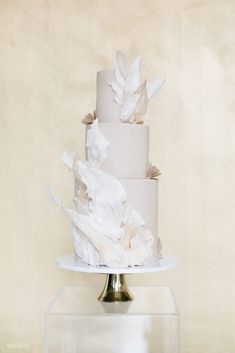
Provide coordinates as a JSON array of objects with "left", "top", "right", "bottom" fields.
[
  {"left": 96, "top": 70, "right": 121, "bottom": 123},
  {"left": 94, "top": 70, "right": 149, "bottom": 178}
]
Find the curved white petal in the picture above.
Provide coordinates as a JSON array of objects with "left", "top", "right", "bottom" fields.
[
  {"left": 126, "top": 54, "right": 141, "bottom": 92},
  {"left": 86, "top": 120, "right": 109, "bottom": 168},
  {"left": 120, "top": 94, "right": 139, "bottom": 122},
  {"left": 116, "top": 51, "right": 128, "bottom": 79},
  {"left": 108, "top": 79, "right": 124, "bottom": 105},
  {"left": 147, "top": 76, "right": 165, "bottom": 99},
  {"left": 61, "top": 151, "right": 78, "bottom": 170}
]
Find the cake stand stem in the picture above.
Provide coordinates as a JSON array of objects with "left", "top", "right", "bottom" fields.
[{"left": 98, "top": 274, "right": 134, "bottom": 302}]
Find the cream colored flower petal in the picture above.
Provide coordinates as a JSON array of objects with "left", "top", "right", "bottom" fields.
[
  {"left": 82, "top": 111, "right": 96, "bottom": 125},
  {"left": 146, "top": 162, "right": 161, "bottom": 178}
]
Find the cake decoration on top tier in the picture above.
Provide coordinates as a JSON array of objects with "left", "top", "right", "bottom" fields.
[
  {"left": 96, "top": 52, "right": 165, "bottom": 124},
  {"left": 109, "top": 51, "right": 165, "bottom": 124}
]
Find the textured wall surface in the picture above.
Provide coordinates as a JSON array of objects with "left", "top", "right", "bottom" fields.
[{"left": 0, "top": 0, "right": 235, "bottom": 352}]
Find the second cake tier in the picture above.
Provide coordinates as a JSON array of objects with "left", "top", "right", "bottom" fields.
[{"left": 86, "top": 123, "right": 149, "bottom": 179}]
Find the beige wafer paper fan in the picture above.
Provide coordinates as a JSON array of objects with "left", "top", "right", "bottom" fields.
[
  {"left": 82, "top": 110, "right": 96, "bottom": 125},
  {"left": 146, "top": 163, "right": 161, "bottom": 179}
]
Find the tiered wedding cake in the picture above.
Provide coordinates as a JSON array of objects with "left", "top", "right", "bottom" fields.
[{"left": 50, "top": 52, "right": 164, "bottom": 268}]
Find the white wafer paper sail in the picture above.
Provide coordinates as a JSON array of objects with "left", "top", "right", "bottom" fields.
[{"left": 109, "top": 51, "right": 165, "bottom": 123}]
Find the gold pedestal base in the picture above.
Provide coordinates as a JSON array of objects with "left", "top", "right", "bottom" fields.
[{"left": 98, "top": 274, "right": 134, "bottom": 302}]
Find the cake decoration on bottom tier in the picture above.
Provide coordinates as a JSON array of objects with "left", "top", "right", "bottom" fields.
[{"left": 48, "top": 120, "right": 161, "bottom": 268}]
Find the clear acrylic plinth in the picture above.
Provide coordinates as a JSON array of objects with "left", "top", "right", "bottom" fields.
[{"left": 45, "top": 286, "right": 180, "bottom": 353}]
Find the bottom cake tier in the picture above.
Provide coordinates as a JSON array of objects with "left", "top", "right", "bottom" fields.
[{"left": 73, "top": 176, "right": 159, "bottom": 266}]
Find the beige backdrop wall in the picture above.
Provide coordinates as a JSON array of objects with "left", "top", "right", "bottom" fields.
[{"left": 0, "top": 0, "right": 234, "bottom": 352}]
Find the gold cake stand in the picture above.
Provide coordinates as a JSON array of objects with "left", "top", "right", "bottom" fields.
[
  {"left": 98, "top": 273, "right": 134, "bottom": 302},
  {"left": 57, "top": 254, "right": 177, "bottom": 303}
]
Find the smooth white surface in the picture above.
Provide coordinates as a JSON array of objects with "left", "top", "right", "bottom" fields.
[
  {"left": 97, "top": 123, "right": 149, "bottom": 178},
  {"left": 120, "top": 178, "right": 158, "bottom": 239},
  {"left": 57, "top": 254, "right": 178, "bottom": 274},
  {"left": 96, "top": 70, "right": 120, "bottom": 123}
]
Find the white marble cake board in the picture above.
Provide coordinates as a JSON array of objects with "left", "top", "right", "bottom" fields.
[{"left": 57, "top": 254, "right": 178, "bottom": 275}]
